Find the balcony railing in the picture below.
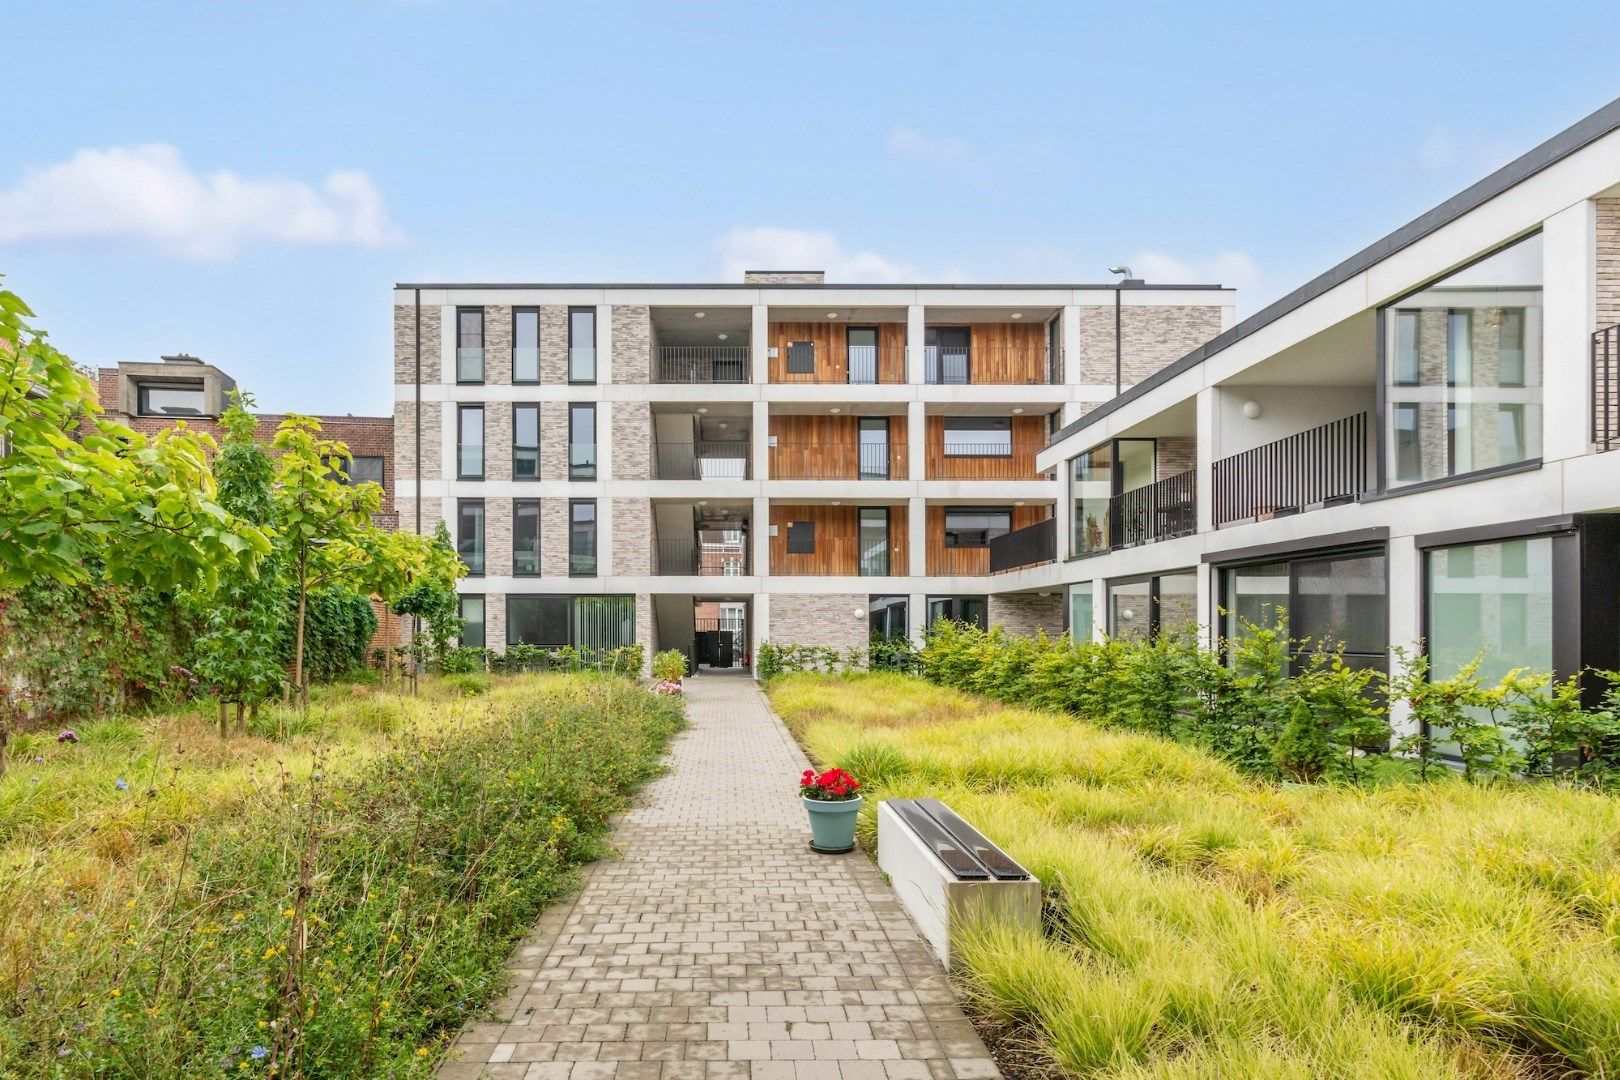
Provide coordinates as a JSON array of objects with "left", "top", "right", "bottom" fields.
[
  {"left": 1114, "top": 468, "right": 1197, "bottom": 548},
  {"left": 989, "top": 517, "right": 1055, "bottom": 572},
  {"left": 771, "top": 442, "right": 908, "bottom": 480},
  {"left": 456, "top": 346, "right": 485, "bottom": 383},
  {"left": 930, "top": 443, "right": 1047, "bottom": 481},
  {"left": 924, "top": 346, "right": 1053, "bottom": 385},
  {"left": 656, "top": 346, "right": 751, "bottom": 384},
  {"left": 1595, "top": 325, "right": 1619, "bottom": 452},
  {"left": 772, "top": 345, "right": 906, "bottom": 384},
  {"left": 1211, "top": 413, "right": 1368, "bottom": 528},
  {"left": 929, "top": 546, "right": 991, "bottom": 576},
  {"left": 568, "top": 443, "right": 597, "bottom": 480},
  {"left": 655, "top": 442, "right": 751, "bottom": 480},
  {"left": 656, "top": 538, "right": 751, "bottom": 576}
]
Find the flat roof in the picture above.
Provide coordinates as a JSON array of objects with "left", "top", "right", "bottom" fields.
[
  {"left": 1046, "top": 93, "right": 1620, "bottom": 451},
  {"left": 392, "top": 281, "right": 1225, "bottom": 291}
]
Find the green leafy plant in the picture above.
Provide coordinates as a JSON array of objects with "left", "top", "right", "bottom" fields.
[{"left": 652, "top": 649, "right": 687, "bottom": 683}]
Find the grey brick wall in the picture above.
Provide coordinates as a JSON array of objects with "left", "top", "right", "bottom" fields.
[
  {"left": 485, "top": 498, "right": 513, "bottom": 577},
  {"left": 1599, "top": 198, "right": 1620, "bottom": 329},
  {"left": 541, "top": 500, "right": 571, "bottom": 578},
  {"left": 484, "top": 593, "right": 506, "bottom": 651},
  {"left": 541, "top": 401, "right": 570, "bottom": 481},
  {"left": 768, "top": 593, "right": 869, "bottom": 653},
  {"left": 394, "top": 302, "right": 441, "bottom": 383},
  {"left": 612, "top": 498, "right": 653, "bottom": 575},
  {"left": 744, "top": 271, "right": 825, "bottom": 284},
  {"left": 613, "top": 306, "right": 652, "bottom": 383},
  {"left": 482, "top": 305, "right": 512, "bottom": 386},
  {"left": 540, "top": 306, "right": 569, "bottom": 383},
  {"left": 988, "top": 593, "right": 1065, "bottom": 637},
  {"left": 392, "top": 400, "right": 442, "bottom": 491},
  {"left": 611, "top": 401, "right": 653, "bottom": 480},
  {"left": 634, "top": 592, "right": 656, "bottom": 674},
  {"left": 1155, "top": 436, "right": 1197, "bottom": 481},
  {"left": 485, "top": 402, "right": 513, "bottom": 482},
  {"left": 1078, "top": 304, "right": 1224, "bottom": 388}
]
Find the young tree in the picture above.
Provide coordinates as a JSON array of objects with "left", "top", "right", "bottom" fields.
[{"left": 270, "top": 416, "right": 381, "bottom": 709}]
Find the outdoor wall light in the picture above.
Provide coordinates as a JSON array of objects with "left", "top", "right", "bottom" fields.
[
  {"left": 1243, "top": 400, "right": 1263, "bottom": 420},
  {"left": 1122, "top": 608, "right": 1136, "bottom": 621},
  {"left": 853, "top": 607, "right": 865, "bottom": 619}
]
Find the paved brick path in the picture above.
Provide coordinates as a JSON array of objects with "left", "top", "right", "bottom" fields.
[{"left": 438, "top": 672, "right": 1001, "bottom": 1080}]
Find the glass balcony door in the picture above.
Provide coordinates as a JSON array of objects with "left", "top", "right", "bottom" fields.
[
  {"left": 847, "top": 327, "right": 878, "bottom": 385},
  {"left": 925, "top": 327, "right": 970, "bottom": 384},
  {"left": 859, "top": 417, "right": 890, "bottom": 480}
]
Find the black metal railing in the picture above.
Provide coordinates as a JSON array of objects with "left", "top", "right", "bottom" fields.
[
  {"left": 1595, "top": 325, "right": 1619, "bottom": 452},
  {"left": 989, "top": 517, "right": 1055, "bottom": 572},
  {"left": 656, "top": 346, "right": 751, "bottom": 384},
  {"left": 771, "top": 442, "right": 908, "bottom": 480},
  {"left": 656, "top": 538, "right": 750, "bottom": 576},
  {"left": 1113, "top": 468, "right": 1197, "bottom": 547},
  {"left": 1211, "top": 412, "right": 1368, "bottom": 528},
  {"left": 924, "top": 346, "right": 1053, "bottom": 385},
  {"left": 655, "top": 441, "right": 751, "bottom": 480}
]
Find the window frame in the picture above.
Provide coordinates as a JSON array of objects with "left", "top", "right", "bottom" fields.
[
  {"left": 858, "top": 506, "right": 890, "bottom": 577},
  {"left": 513, "top": 498, "right": 542, "bottom": 576},
  {"left": 456, "top": 306, "right": 486, "bottom": 384},
  {"left": 568, "top": 402, "right": 597, "bottom": 481},
  {"left": 512, "top": 306, "right": 541, "bottom": 384},
  {"left": 456, "top": 404, "right": 485, "bottom": 480},
  {"left": 456, "top": 499, "right": 486, "bottom": 576},
  {"left": 506, "top": 595, "right": 571, "bottom": 648},
  {"left": 569, "top": 498, "right": 598, "bottom": 577},
  {"left": 458, "top": 594, "right": 485, "bottom": 649},
  {"left": 942, "top": 505, "right": 1012, "bottom": 549},
  {"left": 941, "top": 416, "right": 1013, "bottom": 458},
  {"left": 567, "top": 306, "right": 597, "bottom": 385},
  {"left": 512, "top": 403, "right": 541, "bottom": 481},
  {"left": 136, "top": 380, "right": 207, "bottom": 418}
]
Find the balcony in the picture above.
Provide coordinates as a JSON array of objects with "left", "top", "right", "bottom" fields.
[
  {"left": 770, "top": 504, "right": 907, "bottom": 576},
  {"left": 1073, "top": 469, "right": 1197, "bottom": 558},
  {"left": 656, "top": 441, "right": 752, "bottom": 481},
  {"left": 1595, "top": 325, "right": 1619, "bottom": 452},
  {"left": 928, "top": 442, "right": 1047, "bottom": 481},
  {"left": 769, "top": 321, "right": 907, "bottom": 384},
  {"left": 771, "top": 442, "right": 909, "bottom": 480},
  {"left": 1211, "top": 413, "right": 1369, "bottom": 528},
  {"left": 656, "top": 346, "right": 751, "bottom": 384},
  {"left": 923, "top": 345, "right": 1054, "bottom": 385},
  {"left": 989, "top": 517, "right": 1056, "bottom": 572},
  {"left": 656, "top": 538, "right": 751, "bottom": 576}
]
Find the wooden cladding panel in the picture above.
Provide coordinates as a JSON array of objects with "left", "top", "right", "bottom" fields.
[
  {"left": 770, "top": 503, "right": 908, "bottom": 577},
  {"left": 768, "top": 322, "right": 905, "bottom": 383},
  {"left": 926, "top": 503, "right": 1050, "bottom": 575},
  {"left": 769, "top": 414, "right": 908, "bottom": 479},
  {"left": 966, "top": 322, "right": 1048, "bottom": 384},
  {"left": 925, "top": 414, "right": 1047, "bottom": 480}
]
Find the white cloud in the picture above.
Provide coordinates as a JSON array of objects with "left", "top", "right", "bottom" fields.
[
  {"left": 885, "top": 126, "right": 969, "bottom": 165},
  {"left": 1126, "top": 250, "right": 1260, "bottom": 294},
  {"left": 0, "top": 144, "right": 401, "bottom": 259},
  {"left": 714, "top": 226, "right": 914, "bottom": 283}
]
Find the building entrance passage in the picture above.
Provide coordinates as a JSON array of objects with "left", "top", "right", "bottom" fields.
[{"left": 693, "top": 600, "right": 748, "bottom": 670}]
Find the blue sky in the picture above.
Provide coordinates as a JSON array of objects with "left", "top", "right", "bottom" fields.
[{"left": 4, "top": 1, "right": 1619, "bottom": 415}]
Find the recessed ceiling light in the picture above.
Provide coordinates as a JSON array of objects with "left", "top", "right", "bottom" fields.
[
  {"left": 1015, "top": 501, "right": 1026, "bottom": 506},
  {"left": 1012, "top": 407, "right": 1024, "bottom": 414},
  {"left": 697, "top": 500, "right": 708, "bottom": 506},
  {"left": 830, "top": 407, "right": 842, "bottom": 414},
  {"left": 717, "top": 333, "right": 728, "bottom": 340},
  {"left": 831, "top": 501, "right": 841, "bottom": 506},
  {"left": 693, "top": 311, "right": 706, "bottom": 318},
  {"left": 717, "top": 422, "right": 729, "bottom": 429},
  {"left": 697, "top": 407, "right": 709, "bottom": 414},
  {"left": 1010, "top": 312, "right": 1023, "bottom": 319},
  {"left": 826, "top": 311, "right": 839, "bottom": 318}
]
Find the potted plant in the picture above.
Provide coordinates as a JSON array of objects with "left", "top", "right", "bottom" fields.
[
  {"left": 652, "top": 648, "right": 687, "bottom": 695},
  {"left": 800, "top": 767, "right": 862, "bottom": 854}
]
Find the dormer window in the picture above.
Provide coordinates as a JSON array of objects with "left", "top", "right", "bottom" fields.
[{"left": 137, "top": 381, "right": 206, "bottom": 417}]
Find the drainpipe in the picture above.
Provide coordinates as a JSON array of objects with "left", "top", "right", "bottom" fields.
[
  {"left": 413, "top": 287, "right": 422, "bottom": 535},
  {"left": 1107, "top": 266, "right": 1143, "bottom": 397}
]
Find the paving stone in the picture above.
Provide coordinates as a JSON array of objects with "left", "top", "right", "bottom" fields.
[{"left": 439, "top": 676, "right": 999, "bottom": 1078}]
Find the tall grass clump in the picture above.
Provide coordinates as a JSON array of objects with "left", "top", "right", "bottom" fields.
[
  {"left": 771, "top": 672, "right": 1620, "bottom": 1079},
  {"left": 0, "top": 674, "right": 680, "bottom": 1078}
]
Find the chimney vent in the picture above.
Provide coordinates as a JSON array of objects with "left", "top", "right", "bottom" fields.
[
  {"left": 744, "top": 270, "right": 826, "bottom": 285},
  {"left": 160, "top": 353, "right": 203, "bottom": 365}
]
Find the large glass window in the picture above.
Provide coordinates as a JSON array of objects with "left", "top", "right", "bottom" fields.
[
  {"left": 458, "top": 595, "right": 485, "bottom": 648},
  {"left": 859, "top": 507, "right": 890, "bottom": 576},
  {"left": 568, "top": 307, "right": 596, "bottom": 383},
  {"left": 1384, "top": 233, "right": 1542, "bottom": 487},
  {"left": 508, "top": 596, "right": 569, "bottom": 647},
  {"left": 927, "top": 595, "right": 987, "bottom": 630},
  {"left": 1219, "top": 549, "right": 1388, "bottom": 673},
  {"left": 513, "top": 500, "right": 541, "bottom": 575},
  {"left": 137, "top": 381, "right": 206, "bottom": 417},
  {"left": 457, "top": 500, "right": 485, "bottom": 575},
  {"left": 569, "top": 499, "right": 597, "bottom": 576},
  {"left": 513, "top": 308, "right": 540, "bottom": 383},
  {"left": 870, "top": 595, "right": 909, "bottom": 640},
  {"left": 1108, "top": 570, "right": 1196, "bottom": 640},
  {"left": 569, "top": 403, "right": 597, "bottom": 480},
  {"left": 942, "top": 417, "right": 1012, "bottom": 457},
  {"left": 574, "top": 595, "right": 634, "bottom": 654},
  {"left": 1070, "top": 444, "right": 1114, "bottom": 555},
  {"left": 456, "top": 307, "right": 485, "bottom": 383},
  {"left": 457, "top": 405, "right": 484, "bottom": 479},
  {"left": 943, "top": 507, "right": 1011, "bottom": 548},
  {"left": 513, "top": 404, "right": 540, "bottom": 479},
  {"left": 1068, "top": 583, "right": 1093, "bottom": 642}
]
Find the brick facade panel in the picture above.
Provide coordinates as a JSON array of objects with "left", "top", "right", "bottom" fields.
[
  {"left": 612, "top": 498, "right": 652, "bottom": 575},
  {"left": 611, "top": 401, "right": 653, "bottom": 480},
  {"left": 768, "top": 593, "right": 868, "bottom": 653},
  {"left": 1598, "top": 197, "right": 1620, "bottom": 329},
  {"left": 613, "top": 305, "right": 651, "bottom": 383},
  {"left": 394, "top": 303, "right": 442, "bottom": 384},
  {"left": 1077, "top": 304, "right": 1224, "bottom": 389},
  {"left": 988, "top": 593, "right": 1065, "bottom": 637}
]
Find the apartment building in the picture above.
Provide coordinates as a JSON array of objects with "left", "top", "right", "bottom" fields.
[
  {"left": 392, "top": 274, "right": 1234, "bottom": 670},
  {"left": 1006, "top": 94, "right": 1620, "bottom": 735}
]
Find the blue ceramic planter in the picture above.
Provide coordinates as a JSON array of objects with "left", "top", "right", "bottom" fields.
[{"left": 803, "top": 795, "right": 862, "bottom": 854}]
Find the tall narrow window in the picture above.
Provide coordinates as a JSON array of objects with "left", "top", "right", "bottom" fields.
[
  {"left": 513, "top": 404, "right": 540, "bottom": 479},
  {"left": 569, "top": 403, "right": 597, "bottom": 480},
  {"left": 513, "top": 500, "right": 541, "bottom": 575},
  {"left": 457, "top": 405, "right": 484, "bottom": 479},
  {"left": 859, "top": 417, "right": 890, "bottom": 479},
  {"left": 859, "top": 507, "right": 890, "bottom": 576},
  {"left": 1499, "top": 308, "right": 1526, "bottom": 387},
  {"left": 925, "top": 327, "right": 971, "bottom": 384},
  {"left": 513, "top": 308, "right": 540, "bottom": 383},
  {"left": 568, "top": 307, "right": 596, "bottom": 383},
  {"left": 456, "top": 307, "right": 485, "bottom": 383},
  {"left": 1393, "top": 310, "right": 1420, "bottom": 385},
  {"left": 847, "top": 327, "right": 879, "bottom": 385},
  {"left": 1068, "top": 583, "right": 1094, "bottom": 642},
  {"left": 569, "top": 500, "right": 597, "bottom": 576},
  {"left": 1393, "top": 404, "right": 1421, "bottom": 482},
  {"left": 1446, "top": 310, "right": 1472, "bottom": 386},
  {"left": 458, "top": 595, "right": 485, "bottom": 648},
  {"left": 457, "top": 500, "right": 485, "bottom": 575}
]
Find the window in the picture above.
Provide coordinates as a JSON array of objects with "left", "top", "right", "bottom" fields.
[
  {"left": 1108, "top": 570, "right": 1196, "bottom": 641},
  {"left": 569, "top": 499, "right": 597, "bottom": 576},
  {"left": 925, "top": 327, "right": 971, "bottom": 384},
  {"left": 513, "top": 404, "right": 540, "bottom": 479},
  {"left": 457, "top": 405, "right": 484, "bottom": 479},
  {"left": 458, "top": 595, "right": 485, "bottom": 648},
  {"left": 568, "top": 307, "right": 596, "bottom": 383},
  {"left": 137, "top": 382, "right": 206, "bottom": 417},
  {"left": 513, "top": 308, "right": 540, "bottom": 383},
  {"left": 573, "top": 595, "right": 634, "bottom": 654},
  {"left": 457, "top": 500, "right": 485, "bottom": 575},
  {"left": 943, "top": 507, "right": 1011, "bottom": 548},
  {"left": 508, "top": 596, "right": 569, "bottom": 647},
  {"left": 328, "top": 455, "right": 385, "bottom": 487},
  {"left": 943, "top": 417, "right": 1012, "bottom": 457},
  {"left": 859, "top": 418, "right": 890, "bottom": 480},
  {"left": 786, "top": 520, "right": 815, "bottom": 555},
  {"left": 870, "top": 595, "right": 908, "bottom": 641},
  {"left": 569, "top": 403, "right": 596, "bottom": 480},
  {"left": 1383, "top": 233, "right": 1542, "bottom": 487},
  {"left": 1219, "top": 549, "right": 1388, "bottom": 675},
  {"left": 456, "top": 307, "right": 485, "bottom": 383},
  {"left": 1068, "top": 583, "right": 1093, "bottom": 642},
  {"left": 786, "top": 340, "right": 815, "bottom": 374},
  {"left": 1070, "top": 444, "right": 1114, "bottom": 555},
  {"left": 859, "top": 507, "right": 890, "bottom": 576},
  {"left": 926, "top": 595, "right": 987, "bottom": 630},
  {"left": 513, "top": 500, "right": 541, "bottom": 575}
]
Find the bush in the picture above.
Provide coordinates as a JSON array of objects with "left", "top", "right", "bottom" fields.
[
  {"left": 289, "top": 586, "right": 378, "bottom": 683},
  {"left": 756, "top": 642, "right": 853, "bottom": 680},
  {"left": 443, "top": 673, "right": 490, "bottom": 696},
  {"left": 652, "top": 649, "right": 688, "bottom": 683}
]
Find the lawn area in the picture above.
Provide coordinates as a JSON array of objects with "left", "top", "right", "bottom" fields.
[
  {"left": 769, "top": 671, "right": 1620, "bottom": 1079},
  {"left": 0, "top": 673, "right": 681, "bottom": 1078}
]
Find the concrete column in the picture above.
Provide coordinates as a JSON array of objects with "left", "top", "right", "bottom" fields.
[
  {"left": 1062, "top": 304, "right": 1082, "bottom": 386},
  {"left": 752, "top": 400, "right": 771, "bottom": 481},
  {"left": 598, "top": 400, "right": 615, "bottom": 481},
  {"left": 1054, "top": 463, "right": 1072, "bottom": 560},
  {"left": 598, "top": 304, "right": 615, "bottom": 385},
  {"left": 1091, "top": 578, "right": 1107, "bottom": 639},
  {"left": 907, "top": 590, "right": 927, "bottom": 642},
  {"left": 751, "top": 591, "right": 771, "bottom": 671},
  {"left": 1386, "top": 534, "right": 1421, "bottom": 744},
  {"left": 440, "top": 306, "right": 455, "bottom": 387},
  {"left": 752, "top": 495, "right": 770, "bottom": 577},
  {"left": 1195, "top": 385, "right": 1217, "bottom": 533},
  {"left": 1195, "top": 564, "right": 1215, "bottom": 650},
  {"left": 907, "top": 400, "right": 926, "bottom": 483},
  {"left": 908, "top": 495, "right": 926, "bottom": 577},
  {"left": 1542, "top": 199, "right": 1596, "bottom": 462},
  {"left": 906, "top": 304, "right": 925, "bottom": 385},
  {"left": 598, "top": 480, "right": 614, "bottom": 579},
  {"left": 751, "top": 305, "right": 770, "bottom": 384}
]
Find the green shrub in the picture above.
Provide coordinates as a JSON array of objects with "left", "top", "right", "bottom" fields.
[
  {"left": 443, "top": 673, "right": 491, "bottom": 697},
  {"left": 288, "top": 586, "right": 378, "bottom": 683},
  {"left": 652, "top": 649, "right": 688, "bottom": 682},
  {"left": 756, "top": 642, "right": 852, "bottom": 680}
]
